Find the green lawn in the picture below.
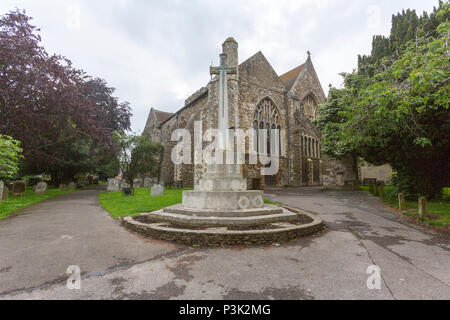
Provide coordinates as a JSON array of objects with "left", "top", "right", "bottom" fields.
[
  {"left": 264, "top": 199, "right": 283, "bottom": 206},
  {"left": 0, "top": 187, "right": 75, "bottom": 220},
  {"left": 99, "top": 188, "right": 281, "bottom": 219},
  {"left": 361, "top": 186, "right": 450, "bottom": 227}
]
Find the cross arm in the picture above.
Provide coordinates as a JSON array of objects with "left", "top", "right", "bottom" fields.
[{"left": 210, "top": 66, "right": 238, "bottom": 76}]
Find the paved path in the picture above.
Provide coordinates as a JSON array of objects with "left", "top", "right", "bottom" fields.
[{"left": 0, "top": 187, "right": 449, "bottom": 300}]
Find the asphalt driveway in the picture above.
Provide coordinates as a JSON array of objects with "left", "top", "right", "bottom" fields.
[{"left": 0, "top": 187, "right": 449, "bottom": 300}]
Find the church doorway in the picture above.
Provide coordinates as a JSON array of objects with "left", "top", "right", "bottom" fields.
[{"left": 265, "top": 174, "right": 277, "bottom": 187}]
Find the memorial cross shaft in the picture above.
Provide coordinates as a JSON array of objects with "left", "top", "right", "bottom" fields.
[{"left": 210, "top": 53, "right": 237, "bottom": 151}]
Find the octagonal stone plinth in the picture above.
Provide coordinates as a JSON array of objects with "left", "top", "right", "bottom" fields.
[{"left": 182, "top": 190, "right": 265, "bottom": 210}]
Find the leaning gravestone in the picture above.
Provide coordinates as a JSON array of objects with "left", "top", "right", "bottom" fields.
[
  {"left": 151, "top": 184, "right": 164, "bottom": 197},
  {"left": 59, "top": 184, "right": 68, "bottom": 191},
  {"left": 68, "top": 182, "right": 77, "bottom": 190},
  {"left": 12, "top": 181, "right": 26, "bottom": 197},
  {"left": 2, "top": 186, "right": 9, "bottom": 200},
  {"left": 0, "top": 181, "right": 3, "bottom": 204},
  {"left": 107, "top": 179, "right": 121, "bottom": 192},
  {"left": 133, "top": 178, "right": 143, "bottom": 188},
  {"left": 34, "top": 182, "right": 48, "bottom": 195}
]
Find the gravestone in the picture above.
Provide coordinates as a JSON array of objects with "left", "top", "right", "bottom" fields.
[
  {"left": 122, "top": 184, "right": 133, "bottom": 196},
  {"left": 59, "top": 184, "right": 68, "bottom": 191},
  {"left": 144, "top": 177, "right": 153, "bottom": 188},
  {"left": 151, "top": 184, "right": 164, "bottom": 197},
  {"left": 77, "top": 178, "right": 89, "bottom": 188},
  {"left": 133, "top": 178, "right": 143, "bottom": 188},
  {"left": 107, "top": 179, "right": 121, "bottom": 192},
  {"left": 68, "top": 182, "right": 77, "bottom": 190},
  {"left": 12, "top": 181, "right": 26, "bottom": 196},
  {"left": 398, "top": 193, "right": 406, "bottom": 210},
  {"left": 34, "top": 182, "right": 48, "bottom": 195},
  {"left": 0, "top": 181, "right": 3, "bottom": 204},
  {"left": 28, "top": 177, "right": 40, "bottom": 187},
  {"left": 2, "top": 186, "right": 9, "bottom": 200},
  {"left": 418, "top": 197, "right": 427, "bottom": 219}
]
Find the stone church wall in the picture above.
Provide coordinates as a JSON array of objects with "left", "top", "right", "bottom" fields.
[
  {"left": 159, "top": 91, "right": 209, "bottom": 187},
  {"left": 146, "top": 40, "right": 354, "bottom": 189},
  {"left": 321, "top": 155, "right": 358, "bottom": 186}
]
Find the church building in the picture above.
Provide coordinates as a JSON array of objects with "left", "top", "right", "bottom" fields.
[{"left": 143, "top": 38, "right": 356, "bottom": 189}]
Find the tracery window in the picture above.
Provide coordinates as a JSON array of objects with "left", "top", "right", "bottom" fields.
[
  {"left": 301, "top": 94, "right": 318, "bottom": 121},
  {"left": 253, "top": 98, "right": 281, "bottom": 155}
]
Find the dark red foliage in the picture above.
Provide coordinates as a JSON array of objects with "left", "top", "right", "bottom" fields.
[{"left": 0, "top": 9, "right": 131, "bottom": 184}]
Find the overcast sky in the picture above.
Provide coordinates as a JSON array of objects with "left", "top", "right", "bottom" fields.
[{"left": 0, "top": 0, "right": 438, "bottom": 133}]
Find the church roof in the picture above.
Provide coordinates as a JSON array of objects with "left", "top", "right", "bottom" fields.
[
  {"left": 153, "top": 109, "right": 173, "bottom": 124},
  {"left": 279, "top": 63, "right": 306, "bottom": 90}
]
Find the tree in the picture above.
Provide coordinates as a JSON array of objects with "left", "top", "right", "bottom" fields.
[
  {"left": 115, "top": 133, "right": 164, "bottom": 193},
  {"left": 318, "top": 3, "right": 450, "bottom": 199},
  {"left": 0, "top": 135, "right": 23, "bottom": 180},
  {"left": 0, "top": 9, "right": 132, "bottom": 185}
]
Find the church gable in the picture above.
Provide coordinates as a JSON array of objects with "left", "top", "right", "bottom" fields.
[
  {"left": 143, "top": 108, "right": 173, "bottom": 142},
  {"left": 280, "top": 63, "right": 306, "bottom": 90},
  {"left": 239, "top": 52, "right": 286, "bottom": 92},
  {"left": 289, "top": 55, "right": 326, "bottom": 104}
]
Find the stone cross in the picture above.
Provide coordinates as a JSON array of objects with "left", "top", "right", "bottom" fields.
[{"left": 210, "top": 53, "right": 237, "bottom": 151}]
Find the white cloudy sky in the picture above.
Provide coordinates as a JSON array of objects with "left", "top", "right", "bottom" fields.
[{"left": 0, "top": 0, "right": 438, "bottom": 133}]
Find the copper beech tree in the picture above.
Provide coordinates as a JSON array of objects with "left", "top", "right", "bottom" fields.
[{"left": 0, "top": 9, "right": 131, "bottom": 185}]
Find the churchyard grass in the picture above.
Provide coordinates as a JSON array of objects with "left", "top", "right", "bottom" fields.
[
  {"left": 264, "top": 199, "right": 283, "bottom": 206},
  {"left": 99, "top": 188, "right": 282, "bottom": 219},
  {"left": 0, "top": 187, "right": 75, "bottom": 220},
  {"left": 361, "top": 186, "right": 450, "bottom": 227}
]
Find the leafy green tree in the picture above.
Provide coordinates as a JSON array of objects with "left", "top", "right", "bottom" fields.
[
  {"left": 115, "top": 133, "right": 164, "bottom": 192},
  {"left": 0, "top": 10, "right": 131, "bottom": 186},
  {"left": 318, "top": 3, "right": 450, "bottom": 199},
  {"left": 0, "top": 135, "right": 23, "bottom": 180}
]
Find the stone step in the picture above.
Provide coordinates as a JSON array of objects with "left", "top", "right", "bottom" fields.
[
  {"left": 122, "top": 211, "right": 325, "bottom": 246},
  {"left": 144, "top": 208, "right": 298, "bottom": 227},
  {"left": 163, "top": 204, "right": 283, "bottom": 217}
]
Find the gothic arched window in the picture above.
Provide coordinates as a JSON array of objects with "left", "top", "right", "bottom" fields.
[
  {"left": 254, "top": 98, "right": 281, "bottom": 155},
  {"left": 312, "top": 139, "right": 316, "bottom": 158},
  {"left": 301, "top": 94, "right": 318, "bottom": 121},
  {"left": 316, "top": 141, "right": 320, "bottom": 158},
  {"left": 253, "top": 121, "right": 258, "bottom": 152},
  {"left": 308, "top": 138, "right": 311, "bottom": 157},
  {"left": 304, "top": 136, "right": 308, "bottom": 156}
]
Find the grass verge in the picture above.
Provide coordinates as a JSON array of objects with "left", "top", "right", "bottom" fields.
[
  {"left": 0, "top": 187, "right": 75, "bottom": 220},
  {"left": 99, "top": 188, "right": 281, "bottom": 219},
  {"left": 361, "top": 186, "right": 449, "bottom": 227}
]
